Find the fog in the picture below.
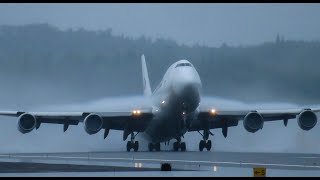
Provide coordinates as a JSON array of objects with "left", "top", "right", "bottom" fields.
[{"left": 0, "top": 4, "right": 320, "bottom": 154}]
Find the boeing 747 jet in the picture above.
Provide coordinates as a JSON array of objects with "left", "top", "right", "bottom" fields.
[{"left": 0, "top": 55, "right": 318, "bottom": 152}]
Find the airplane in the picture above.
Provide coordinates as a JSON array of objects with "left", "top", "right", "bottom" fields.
[{"left": 0, "top": 54, "right": 319, "bottom": 152}]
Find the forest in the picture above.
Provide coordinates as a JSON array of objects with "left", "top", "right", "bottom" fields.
[{"left": 0, "top": 23, "right": 319, "bottom": 106}]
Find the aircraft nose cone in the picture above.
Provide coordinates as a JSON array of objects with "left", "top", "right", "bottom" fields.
[
  {"left": 172, "top": 72, "right": 201, "bottom": 112},
  {"left": 172, "top": 74, "right": 200, "bottom": 96}
]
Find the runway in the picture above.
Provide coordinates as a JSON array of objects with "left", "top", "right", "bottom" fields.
[
  {"left": 1, "top": 151, "right": 320, "bottom": 172},
  {"left": 0, "top": 161, "right": 161, "bottom": 173}
]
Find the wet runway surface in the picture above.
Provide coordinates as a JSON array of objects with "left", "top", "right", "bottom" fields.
[
  {"left": 1, "top": 151, "right": 320, "bottom": 172},
  {"left": 0, "top": 161, "right": 161, "bottom": 173}
]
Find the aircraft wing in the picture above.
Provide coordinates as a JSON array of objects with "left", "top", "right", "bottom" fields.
[
  {"left": 188, "top": 107, "right": 320, "bottom": 137},
  {"left": 0, "top": 109, "right": 153, "bottom": 140}
]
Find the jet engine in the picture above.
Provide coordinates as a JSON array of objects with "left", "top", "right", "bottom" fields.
[
  {"left": 298, "top": 110, "right": 317, "bottom": 131},
  {"left": 17, "top": 113, "right": 37, "bottom": 134},
  {"left": 84, "top": 113, "right": 104, "bottom": 135},
  {"left": 243, "top": 112, "right": 264, "bottom": 133}
]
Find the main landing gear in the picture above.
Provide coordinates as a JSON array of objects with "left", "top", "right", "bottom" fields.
[
  {"left": 199, "top": 139, "right": 211, "bottom": 152},
  {"left": 173, "top": 137, "right": 186, "bottom": 152},
  {"left": 126, "top": 132, "right": 139, "bottom": 152},
  {"left": 198, "top": 130, "right": 213, "bottom": 151}
]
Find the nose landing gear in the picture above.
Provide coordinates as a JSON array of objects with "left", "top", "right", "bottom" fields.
[
  {"left": 173, "top": 137, "right": 186, "bottom": 152},
  {"left": 148, "top": 142, "right": 161, "bottom": 151}
]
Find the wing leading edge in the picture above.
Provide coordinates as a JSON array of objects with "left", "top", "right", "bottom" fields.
[
  {"left": 0, "top": 109, "right": 153, "bottom": 140},
  {"left": 189, "top": 108, "right": 320, "bottom": 138}
]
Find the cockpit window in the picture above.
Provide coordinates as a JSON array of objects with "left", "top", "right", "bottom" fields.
[
  {"left": 175, "top": 63, "right": 184, "bottom": 68},
  {"left": 175, "top": 63, "right": 192, "bottom": 68}
]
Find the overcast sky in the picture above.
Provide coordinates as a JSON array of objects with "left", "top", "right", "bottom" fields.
[{"left": 0, "top": 3, "right": 320, "bottom": 47}]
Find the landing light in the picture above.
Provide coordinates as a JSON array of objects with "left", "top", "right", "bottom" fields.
[
  {"left": 162, "top": 100, "right": 165, "bottom": 104},
  {"left": 210, "top": 109, "right": 216, "bottom": 115},
  {"left": 132, "top": 110, "right": 141, "bottom": 116}
]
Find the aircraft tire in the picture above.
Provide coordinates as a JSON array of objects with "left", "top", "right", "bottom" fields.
[
  {"left": 206, "top": 140, "right": 212, "bottom": 151},
  {"left": 173, "top": 142, "right": 179, "bottom": 151},
  {"left": 126, "top": 141, "right": 131, "bottom": 152},
  {"left": 199, "top": 140, "right": 205, "bottom": 152},
  {"left": 181, "top": 142, "right": 186, "bottom": 151},
  {"left": 148, "top": 143, "right": 153, "bottom": 152},
  {"left": 134, "top": 141, "right": 139, "bottom": 152},
  {"left": 155, "top": 143, "right": 161, "bottom": 151}
]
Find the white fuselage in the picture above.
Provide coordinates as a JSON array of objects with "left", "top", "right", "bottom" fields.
[{"left": 142, "top": 60, "right": 202, "bottom": 143}]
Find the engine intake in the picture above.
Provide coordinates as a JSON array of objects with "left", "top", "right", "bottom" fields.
[
  {"left": 243, "top": 112, "right": 264, "bottom": 133},
  {"left": 18, "top": 113, "right": 37, "bottom": 134},
  {"left": 84, "top": 113, "right": 104, "bottom": 135},
  {"left": 298, "top": 110, "right": 317, "bottom": 131}
]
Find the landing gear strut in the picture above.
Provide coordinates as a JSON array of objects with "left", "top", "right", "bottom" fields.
[
  {"left": 198, "top": 130, "right": 213, "bottom": 151},
  {"left": 173, "top": 137, "right": 186, "bottom": 152},
  {"left": 148, "top": 142, "right": 161, "bottom": 151},
  {"left": 126, "top": 132, "right": 139, "bottom": 152}
]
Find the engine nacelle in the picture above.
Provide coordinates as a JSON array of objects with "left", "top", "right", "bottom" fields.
[
  {"left": 298, "top": 110, "right": 317, "bottom": 131},
  {"left": 243, "top": 112, "right": 264, "bottom": 133},
  {"left": 84, "top": 113, "right": 104, "bottom": 135},
  {"left": 17, "top": 113, "right": 37, "bottom": 134}
]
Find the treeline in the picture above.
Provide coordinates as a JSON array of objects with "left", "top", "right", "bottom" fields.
[{"left": 0, "top": 23, "right": 319, "bottom": 106}]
